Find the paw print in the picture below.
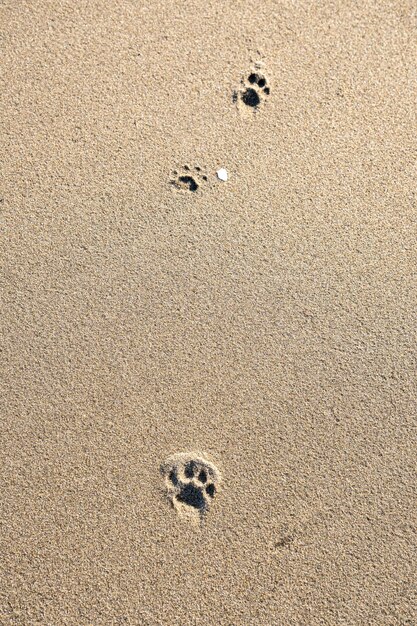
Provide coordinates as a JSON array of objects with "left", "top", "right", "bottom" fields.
[
  {"left": 234, "top": 67, "right": 270, "bottom": 109},
  {"left": 170, "top": 165, "right": 208, "bottom": 193},
  {"left": 161, "top": 453, "right": 221, "bottom": 519}
]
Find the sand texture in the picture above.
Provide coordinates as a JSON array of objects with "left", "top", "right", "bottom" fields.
[{"left": 1, "top": 1, "right": 416, "bottom": 624}]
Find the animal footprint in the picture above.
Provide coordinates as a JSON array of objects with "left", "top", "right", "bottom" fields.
[
  {"left": 170, "top": 165, "right": 207, "bottom": 193},
  {"left": 161, "top": 452, "right": 221, "bottom": 520},
  {"left": 234, "top": 66, "right": 270, "bottom": 110}
]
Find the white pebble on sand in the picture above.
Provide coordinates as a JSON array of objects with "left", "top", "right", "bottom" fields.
[{"left": 217, "top": 168, "right": 228, "bottom": 181}]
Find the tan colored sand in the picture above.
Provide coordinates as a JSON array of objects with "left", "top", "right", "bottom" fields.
[{"left": 1, "top": 1, "right": 416, "bottom": 624}]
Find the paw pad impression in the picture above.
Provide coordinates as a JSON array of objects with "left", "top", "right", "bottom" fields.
[
  {"left": 171, "top": 165, "right": 208, "bottom": 192},
  {"left": 235, "top": 67, "right": 270, "bottom": 109},
  {"left": 161, "top": 453, "right": 221, "bottom": 519}
]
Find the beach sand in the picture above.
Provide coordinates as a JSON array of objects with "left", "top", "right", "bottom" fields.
[{"left": 1, "top": 1, "right": 416, "bottom": 624}]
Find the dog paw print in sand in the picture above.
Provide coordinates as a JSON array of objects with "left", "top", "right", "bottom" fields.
[
  {"left": 170, "top": 165, "right": 208, "bottom": 193},
  {"left": 234, "top": 66, "right": 270, "bottom": 111},
  {"left": 161, "top": 453, "right": 221, "bottom": 520}
]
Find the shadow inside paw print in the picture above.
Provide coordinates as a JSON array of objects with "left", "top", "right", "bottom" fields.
[
  {"left": 234, "top": 68, "right": 270, "bottom": 109},
  {"left": 171, "top": 165, "right": 208, "bottom": 193},
  {"left": 162, "top": 453, "right": 220, "bottom": 519}
]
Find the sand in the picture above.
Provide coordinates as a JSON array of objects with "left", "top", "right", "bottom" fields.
[{"left": 1, "top": 1, "right": 416, "bottom": 624}]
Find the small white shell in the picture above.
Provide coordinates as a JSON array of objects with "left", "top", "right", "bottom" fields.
[{"left": 216, "top": 168, "right": 228, "bottom": 182}]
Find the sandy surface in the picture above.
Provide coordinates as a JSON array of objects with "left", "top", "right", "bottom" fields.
[{"left": 1, "top": 1, "right": 416, "bottom": 624}]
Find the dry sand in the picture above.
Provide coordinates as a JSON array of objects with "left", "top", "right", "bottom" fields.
[{"left": 1, "top": 1, "right": 416, "bottom": 624}]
